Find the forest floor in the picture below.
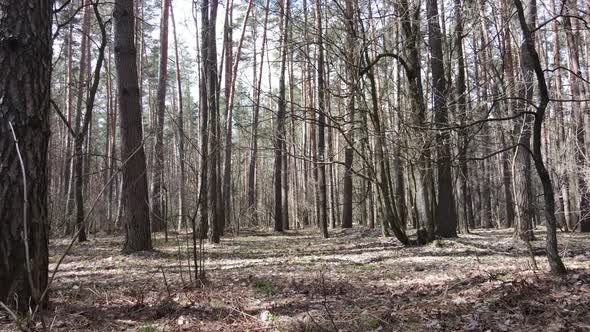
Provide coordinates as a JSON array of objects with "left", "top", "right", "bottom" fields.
[{"left": 1, "top": 227, "right": 590, "bottom": 331}]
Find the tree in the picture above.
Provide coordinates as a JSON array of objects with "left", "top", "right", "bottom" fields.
[
  {"left": 341, "top": 0, "right": 357, "bottom": 229},
  {"left": 274, "top": 0, "right": 290, "bottom": 232},
  {"left": 223, "top": 0, "right": 253, "bottom": 234},
  {"left": 513, "top": 0, "right": 536, "bottom": 242},
  {"left": 71, "top": 0, "right": 107, "bottom": 243},
  {"left": 247, "top": 0, "right": 270, "bottom": 221},
  {"left": 316, "top": 0, "right": 328, "bottom": 238},
  {"left": 170, "top": 3, "right": 186, "bottom": 232},
  {"left": 563, "top": 0, "right": 590, "bottom": 232},
  {"left": 427, "top": 0, "right": 457, "bottom": 238},
  {"left": 71, "top": 0, "right": 91, "bottom": 241},
  {"left": 197, "top": 0, "right": 222, "bottom": 243},
  {"left": 152, "top": 0, "right": 171, "bottom": 233},
  {"left": 114, "top": 0, "right": 153, "bottom": 252},
  {"left": 395, "top": 0, "right": 433, "bottom": 242},
  {"left": 0, "top": 0, "right": 51, "bottom": 311},
  {"left": 513, "top": 0, "right": 566, "bottom": 274}
]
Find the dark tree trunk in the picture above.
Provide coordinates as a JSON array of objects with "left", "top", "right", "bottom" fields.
[
  {"left": 114, "top": 0, "right": 153, "bottom": 253},
  {"left": 427, "top": 0, "right": 457, "bottom": 238},
  {"left": 0, "top": 0, "right": 51, "bottom": 312}
]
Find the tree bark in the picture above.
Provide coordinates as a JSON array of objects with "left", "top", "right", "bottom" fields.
[
  {"left": 0, "top": 0, "right": 51, "bottom": 311},
  {"left": 114, "top": 0, "right": 153, "bottom": 253}
]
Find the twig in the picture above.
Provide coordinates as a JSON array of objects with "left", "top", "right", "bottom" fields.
[
  {"left": 32, "top": 133, "right": 153, "bottom": 319},
  {"left": 0, "top": 301, "right": 19, "bottom": 324},
  {"left": 8, "top": 122, "right": 39, "bottom": 304},
  {"left": 319, "top": 271, "right": 338, "bottom": 331},
  {"left": 160, "top": 266, "right": 171, "bottom": 297}
]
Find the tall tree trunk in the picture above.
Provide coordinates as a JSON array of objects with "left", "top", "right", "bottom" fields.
[
  {"left": 201, "top": 0, "right": 221, "bottom": 243},
  {"left": 274, "top": 0, "right": 290, "bottom": 232},
  {"left": 454, "top": 0, "right": 471, "bottom": 233},
  {"left": 341, "top": 0, "right": 357, "bottom": 229},
  {"left": 72, "top": 0, "right": 91, "bottom": 241},
  {"left": 396, "top": 0, "right": 433, "bottom": 242},
  {"left": 0, "top": 0, "right": 51, "bottom": 312},
  {"left": 223, "top": 0, "right": 253, "bottom": 234},
  {"left": 513, "top": 0, "right": 536, "bottom": 241},
  {"left": 563, "top": 0, "right": 590, "bottom": 232},
  {"left": 247, "top": 0, "right": 270, "bottom": 222},
  {"left": 427, "top": 0, "right": 457, "bottom": 237},
  {"left": 152, "top": 0, "right": 170, "bottom": 233},
  {"left": 316, "top": 0, "right": 329, "bottom": 238},
  {"left": 513, "top": 0, "right": 566, "bottom": 274},
  {"left": 63, "top": 22, "right": 74, "bottom": 228},
  {"left": 171, "top": 4, "right": 186, "bottom": 232},
  {"left": 221, "top": 0, "right": 233, "bottom": 234},
  {"left": 500, "top": 0, "right": 516, "bottom": 229},
  {"left": 114, "top": 0, "right": 153, "bottom": 253}
]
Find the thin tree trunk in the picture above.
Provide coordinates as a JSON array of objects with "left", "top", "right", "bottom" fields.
[
  {"left": 316, "top": 0, "right": 328, "bottom": 238},
  {"left": 274, "top": 0, "right": 290, "bottom": 232},
  {"left": 223, "top": 0, "right": 253, "bottom": 234},
  {"left": 171, "top": 4, "right": 186, "bottom": 232},
  {"left": 152, "top": 0, "right": 170, "bottom": 233},
  {"left": 513, "top": 0, "right": 566, "bottom": 274},
  {"left": 341, "top": 0, "right": 357, "bottom": 229}
]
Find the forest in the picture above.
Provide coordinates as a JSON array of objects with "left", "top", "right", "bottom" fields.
[{"left": 1, "top": 0, "right": 590, "bottom": 330}]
